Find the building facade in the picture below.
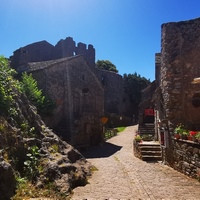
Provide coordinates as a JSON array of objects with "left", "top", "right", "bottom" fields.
[{"left": 10, "top": 37, "right": 131, "bottom": 147}]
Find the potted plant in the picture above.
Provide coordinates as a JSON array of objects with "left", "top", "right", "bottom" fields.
[
  {"left": 135, "top": 135, "right": 142, "bottom": 143},
  {"left": 174, "top": 124, "right": 187, "bottom": 140},
  {"left": 189, "top": 131, "right": 198, "bottom": 141},
  {"left": 180, "top": 131, "right": 189, "bottom": 140}
]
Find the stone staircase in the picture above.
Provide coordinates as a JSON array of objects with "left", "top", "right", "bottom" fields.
[
  {"left": 139, "top": 123, "right": 155, "bottom": 135},
  {"left": 139, "top": 142, "right": 162, "bottom": 161}
]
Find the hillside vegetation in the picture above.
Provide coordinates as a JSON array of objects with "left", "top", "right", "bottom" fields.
[{"left": 0, "top": 56, "right": 91, "bottom": 200}]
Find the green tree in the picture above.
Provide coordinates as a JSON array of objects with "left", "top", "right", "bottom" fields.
[
  {"left": 0, "top": 56, "right": 18, "bottom": 116},
  {"left": 123, "top": 72, "right": 150, "bottom": 115},
  {"left": 21, "top": 72, "right": 55, "bottom": 115},
  {"left": 96, "top": 60, "right": 118, "bottom": 73}
]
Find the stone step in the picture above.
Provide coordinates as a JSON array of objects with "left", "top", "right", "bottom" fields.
[
  {"left": 142, "top": 155, "right": 162, "bottom": 161},
  {"left": 139, "top": 129, "right": 155, "bottom": 132},
  {"left": 139, "top": 131, "right": 155, "bottom": 135},
  {"left": 140, "top": 146, "right": 161, "bottom": 151},
  {"left": 139, "top": 127, "right": 155, "bottom": 134},
  {"left": 141, "top": 150, "right": 162, "bottom": 156},
  {"left": 138, "top": 143, "right": 162, "bottom": 161}
]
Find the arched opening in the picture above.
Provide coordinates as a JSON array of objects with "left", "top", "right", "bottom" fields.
[{"left": 192, "top": 93, "right": 200, "bottom": 107}]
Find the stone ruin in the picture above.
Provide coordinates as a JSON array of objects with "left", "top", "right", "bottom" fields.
[
  {"left": 9, "top": 36, "right": 132, "bottom": 148},
  {"left": 10, "top": 37, "right": 95, "bottom": 71}
]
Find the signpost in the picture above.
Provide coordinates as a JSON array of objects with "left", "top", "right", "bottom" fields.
[{"left": 100, "top": 117, "right": 108, "bottom": 143}]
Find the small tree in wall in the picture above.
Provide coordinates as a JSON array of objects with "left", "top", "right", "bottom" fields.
[{"left": 96, "top": 60, "right": 118, "bottom": 73}]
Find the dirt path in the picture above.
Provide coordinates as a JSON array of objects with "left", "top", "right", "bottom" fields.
[{"left": 71, "top": 125, "right": 200, "bottom": 200}]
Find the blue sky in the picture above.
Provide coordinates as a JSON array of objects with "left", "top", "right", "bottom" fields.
[{"left": 1, "top": 0, "right": 200, "bottom": 81}]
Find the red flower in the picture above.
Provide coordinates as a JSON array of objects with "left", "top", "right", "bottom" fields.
[{"left": 189, "top": 131, "right": 197, "bottom": 136}]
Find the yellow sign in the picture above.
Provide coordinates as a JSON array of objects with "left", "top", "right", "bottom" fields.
[{"left": 101, "top": 117, "right": 108, "bottom": 124}]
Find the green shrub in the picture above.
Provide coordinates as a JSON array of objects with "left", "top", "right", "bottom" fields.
[
  {"left": 0, "top": 56, "right": 18, "bottom": 116},
  {"left": 135, "top": 135, "right": 142, "bottom": 142},
  {"left": 20, "top": 72, "right": 55, "bottom": 115}
]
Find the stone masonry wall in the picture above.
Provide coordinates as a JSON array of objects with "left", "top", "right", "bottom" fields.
[
  {"left": 30, "top": 56, "right": 104, "bottom": 147},
  {"left": 161, "top": 17, "right": 200, "bottom": 129},
  {"left": 172, "top": 139, "right": 200, "bottom": 180},
  {"left": 93, "top": 69, "right": 125, "bottom": 114}
]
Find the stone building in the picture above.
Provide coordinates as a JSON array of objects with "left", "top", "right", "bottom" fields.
[
  {"left": 140, "top": 17, "right": 200, "bottom": 133},
  {"left": 139, "top": 17, "right": 200, "bottom": 179},
  {"left": 10, "top": 37, "right": 131, "bottom": 147},
  {"left": 11, "top": 37, "right": 95, "bottom": 71},
  {"left": 156, "top": 17, "right": 200, "bottom": 130},
  {"left": 23, "top": 56, "right": 104, "bottom": 147}
]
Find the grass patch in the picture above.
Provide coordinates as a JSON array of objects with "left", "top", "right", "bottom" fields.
[
  {"left": 90, "top": 165, "right": 98, "bottom": 172},
  {"left": 116, "top": 127, "right": 126, "bottom": 133},
  {"left": 104, "top": 127, "right": 126, "bottom": 140},
  {"left": 12, "top": 179, "right": 71, "bottom": 200}
]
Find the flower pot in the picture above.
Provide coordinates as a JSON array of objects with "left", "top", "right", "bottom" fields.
[
  {"left": 187, "top": 135, "right": 193, "bottom": 141},
  {"left": 181, "top": 135, "right": 187, "bottom": 140},
  {"left": 193, "top": 137, "right": 198, "bottom": 143},
  {"left": 174, "top": 134, "right": 180, "bottom": 140}
]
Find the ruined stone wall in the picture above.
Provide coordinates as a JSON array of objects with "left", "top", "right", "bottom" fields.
[
  {"left": 11, "top": 37, "right": 95, "bottom": 71},
  {"left": 31, "top": 56, "right": 104, "bottom": 146},
  {"left": 93, "top": 69, "right": 129, "bottom": 115},
  {"left": 161, "top": 17, "right": 200, "bottom": 129},
  {"left": 10, "top": 41, "right": 55, "bottom": 70}
]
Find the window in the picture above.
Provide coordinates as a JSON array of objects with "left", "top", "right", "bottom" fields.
[
  {"left": 82, "top": 88, "right": 89, "bottom": 93},
  {"left": 101, "top": 75, "right": 107, "bottom": 86},
  {"left": 73, "top": 93, "right": 80, "bottom": 114},
  {"left": 22, "top": 49, "right": 27, "bottom": 54},
  {"left": 82, "top": 74, "right": 85, "bottom": 80},
  {"left": 192, "top": 93, "right": 200, "bottom": 107}
]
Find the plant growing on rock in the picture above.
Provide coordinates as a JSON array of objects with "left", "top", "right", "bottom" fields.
[
  {"left": 23, "top": 145, "right": 40, "bottom": 180},
  {"left": 20, "top": 72, "right": 55, "bottom": 116},
  {"left": 0, "top": 56, "right": 18, "bottom": 116}
]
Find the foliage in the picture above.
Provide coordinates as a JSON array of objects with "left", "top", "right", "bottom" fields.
[
  {"left": 20, "top": 72, "right": 55, "bottom": 115},
  {"left": 134, "top": 135, "right": 142, "bottom": 142},
  {"left": 50, "top": 143, "right": 59, "bottom": 153},
  {"left": 123, "top": 72, "right": 150, "bottom": 104},
  {"left": 23, "top": 145, "right": 40, "bottom": 180},
  {"left": 116, "top": 127, "right": 126, "bottom": 133},
  {"left": 195, "top": 132, "right": 200, "bottom": 139},
  {"left": 189, "top": 131, "right": 198, "bottom": 136},
  {"left": 174, "top": 124, "right": 188, "bottom": 135},
  {"left": 104, "top": 128, "right": 117, "bottom": 140},
  {"left": 0, "top": 56, "right": 18, "bottom": 116},
  {"left": 96, "top": 60, "right": 118, "bottom": 73},
  {"left": 12, "top": 179, "right": 70, "bottom": 200},
  {"left": 141, "top": 134, "right": 154, "bottom": 141}
]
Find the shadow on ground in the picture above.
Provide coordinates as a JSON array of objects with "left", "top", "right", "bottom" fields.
[{"left": 80, "top": 142, "right": 122, "bottom": 159}]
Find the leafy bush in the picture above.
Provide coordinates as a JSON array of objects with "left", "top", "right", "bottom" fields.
[
  {"left": 20, "top": 72, "right": 55, "bottom": 115},
  {"left": 96, "top": 60, "right": 118, "bottom": 73},
  {"left": 23, "top": 145, "right": 40, "bottom": 180},
  {"left": 135, "top": 135, "right": 142, "bottom": 142},
  {"left": 0, "top": 56, "right": 18, "bottom": 116}
]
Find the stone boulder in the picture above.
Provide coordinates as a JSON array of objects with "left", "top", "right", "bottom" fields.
[{"left": 0, "top": 160, "right": 16, "bottom": 200}]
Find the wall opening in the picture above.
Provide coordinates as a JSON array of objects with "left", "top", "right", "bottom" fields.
[{"left": 192, "top": 93, "right": 200, "bottom": 107}]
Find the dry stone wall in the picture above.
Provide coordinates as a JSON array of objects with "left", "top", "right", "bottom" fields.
[
  {"left": 154, "top": 17, "right": 200, "bottom": 181},
  {"left": 172, "top": 139, "right": 200, "bottom": 179},
  {"left": 161, "top": 17, "right": 200, "bottom": 129}
]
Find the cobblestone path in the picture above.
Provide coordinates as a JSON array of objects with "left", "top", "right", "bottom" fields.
[{"left": 71, "top": 125, "right": 200, "bottom": 200}]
